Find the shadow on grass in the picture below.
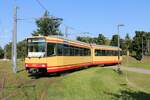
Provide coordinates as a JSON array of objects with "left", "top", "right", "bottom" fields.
[
  {"left": 112, "top": 68, "right": 124, "bottom": 75},
  {"left": 105, "top": 90, "right": 150, "bottom": 100},
  {"left": 28, "top": 64, "right": 118, "bottom": 79},
  {"left": 17, "top": 69, "right": 26, "bottom": 73},
  {"left": 28, "top": 64, "right": 119, "bottom": 79},
  {"left": 28, "top": 67, "right": 93, "bottom": 79}
]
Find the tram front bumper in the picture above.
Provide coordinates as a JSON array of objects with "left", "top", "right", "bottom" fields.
[
  {"left": 25, "top": 63, "right": 47, "bottom": 74},
  {"left": 25, "top": 63, "right": 47, "bottom": 68}
]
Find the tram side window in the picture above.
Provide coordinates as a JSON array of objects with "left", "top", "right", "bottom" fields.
[
  {"left": 75, "top": 47, "right": 80, "bottom": 56},
  {"left": 69, "top": 46, "right": 74, "bottom": 56},
  {"left": 84, "top": 48, "right": 89, "bottom": 56},
  {"left": 105, "top": 50, "right": 109, "bottom": 56},
  {"left": 95, "top": 50, "right": 101, "bottom": 56},
  {"left": 115, "top": 51, "right": 118, "bottom": 56},
  {"left": 63, "top": 44, "right": 70, "bottom": 56},
  {"left": 108, "top": 51, "right": 112, "bottom": 56},
  {"left": 57, "top": 44, "right": 63, "bottom": 56},
  {"left": 88, "top": 49, "right": 91, "bottom": 56},
  {"left": 114, "top": 51, "right": 119, "bottom": 56},
  {"left": 95, "top": 50, "right": 98, "bottom": 56},
  {"left": 109, "top": 51, "right": 112, "bottom": 56},
  {"left": 54, "top": 43, "right": 91, "bottom": 56},
  {"left": 68, "top": 46, "right": 90, "bottom": 56},
  {"left": 112, "top": 51, "right": 115, "bottom": 56},
  {"left": 102, "top": 50, "right": 105, "bottom": 56},
  {"left": 47, "top": 43, "right": 56, "bottom": 56},
  {"left": 120, "top": 51, "right": 123, "bottom": 56},
  {"left": 80, "top": 48, "right": 84, "bottom": 56},
  {"left": 95, "top": 49, "right": 121, "bottom": 56}
]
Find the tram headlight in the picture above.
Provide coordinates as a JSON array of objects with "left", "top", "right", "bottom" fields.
[
  {"left": 25, "top": 64, "right": 28, "bottom": 67},
  {"left": 41, "top": 64, "right": 46, "bottom": 67}
]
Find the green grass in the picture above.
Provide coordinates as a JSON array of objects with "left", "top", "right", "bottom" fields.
[
  {"left": 126, "top": 71, "right": 150, "bottom": 92},
  {"left": 122, "top": 56, "right": 150, "bottom": 70},
  {"left": 0, "top": 60, "right": 150, "bottom": 100},
  {"left": 45, "top": 68, "right": 125, "bottom": 100}
]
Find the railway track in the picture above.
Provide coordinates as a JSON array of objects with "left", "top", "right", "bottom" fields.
[
  {"left": 0, "top": 72, "right": 60, "bottom": 100},
  {"left": 0, "top": 73, "right": 37, "bottom": 100}
]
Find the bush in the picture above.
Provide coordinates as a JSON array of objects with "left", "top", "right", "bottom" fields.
[
  {"left": 0, "top": 46, "right": 4, "bottom": 59},
  {"left": 135, "top": 53, "right": 143, "bottom": 61}
]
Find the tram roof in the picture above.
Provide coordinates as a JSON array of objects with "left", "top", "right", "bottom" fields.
[{"left": 27, "top": 35, "right": 121, "bottom": 50}]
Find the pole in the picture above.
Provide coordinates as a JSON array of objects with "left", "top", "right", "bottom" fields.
[
  {"left": 147, "top": 39, "right": 150, "bottom": 55},
  {"left": 148, "top": 39, "right": 150, "bottom": 53},
  {"left": 117, "top": 24, "right": 124, "bottom": 72},
  {"left": 117, "top": 25, "right": 121, "bottom": 73},
  {"left": 12, "top": 6, "right": 17, "bottom": 73},
  {"left": 146, "top": 38, "right": 148, "bottom": 55},
  {"left": 4, "top": 48, "right": 7, "bottom": 60},
  {"left": 65, "top": 26, "right": 68, "bottom": 38},
  {"left": 117, "top": 25, "right": 120, "bottom": 64},
  {"left": 142, "top": 35, "right": 144, "bottom": 58}
]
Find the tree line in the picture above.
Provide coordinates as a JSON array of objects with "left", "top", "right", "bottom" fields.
[
  {"left": 77, "top": 32, "right": 150, "bottom": 60},
  {"left": 0, "top": 11, "right": 150, "bottom": 60}
]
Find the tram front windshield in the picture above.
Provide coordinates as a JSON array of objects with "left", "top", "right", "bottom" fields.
[{"left": 27, "top": 38, "right": 46, "bottom": 58}]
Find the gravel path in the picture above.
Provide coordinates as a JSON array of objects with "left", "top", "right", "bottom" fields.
[
  {"left": 104, "top": 65, "right": 150, "bottom": 74},
  {"left": 122, "top": 67, "right": 150, "bottom": 74}
]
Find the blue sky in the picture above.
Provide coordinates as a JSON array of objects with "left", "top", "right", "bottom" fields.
[{"left": 0, "top": 0, "right": 150, "bottom": 47}]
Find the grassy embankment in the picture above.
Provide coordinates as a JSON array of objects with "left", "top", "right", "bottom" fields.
[
  {"left": 0, "top": 60, "right": 150, "bottom": 100},
  {"left": 122, "top": 56, "right": 150, "bottom": 70}
]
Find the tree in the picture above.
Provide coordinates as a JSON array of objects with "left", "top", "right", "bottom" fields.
[
  {"left": 97, "top": 34, "right": 106, "bottom": 45},
  {"left": 4, "top": 40, "right": 27, "bottom": 59},
  {"left": 105, "top": 39, "right": 111, "bottom": 45},
  {"left": 77, "top": 34, "right": 107, "bottom": 45},
  {"left": 0, "top": 46, "right": 4, "bottom": 59},
  {"left": 77, "top": 36, "right": 97, "bottom": 43},
  {"left": 32, "top": 11, "right": 63, "bottom": 36},
  {"left": 110, "top": 34, "right": 129, "bottom": 55},
  {"left": 145, "top": 32, "right": 150, "bottom": 55},
  {"left": 124, "top": 33, "right": 132, "bottom": 53},
  {"left": 17, "top": 40, "right": 27, "bottom": 59},
  {"left": 110, "top": 34, "right": 119, "bottom": 46},
  {"left": 4, "top": 43, "right": 12, "bottom": 59},
  {"left": 132, "top": 31, "right": 146, "bottom": 60},
  {"left": 120, "top": 39, "right": 126, "bottom": 50}
]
